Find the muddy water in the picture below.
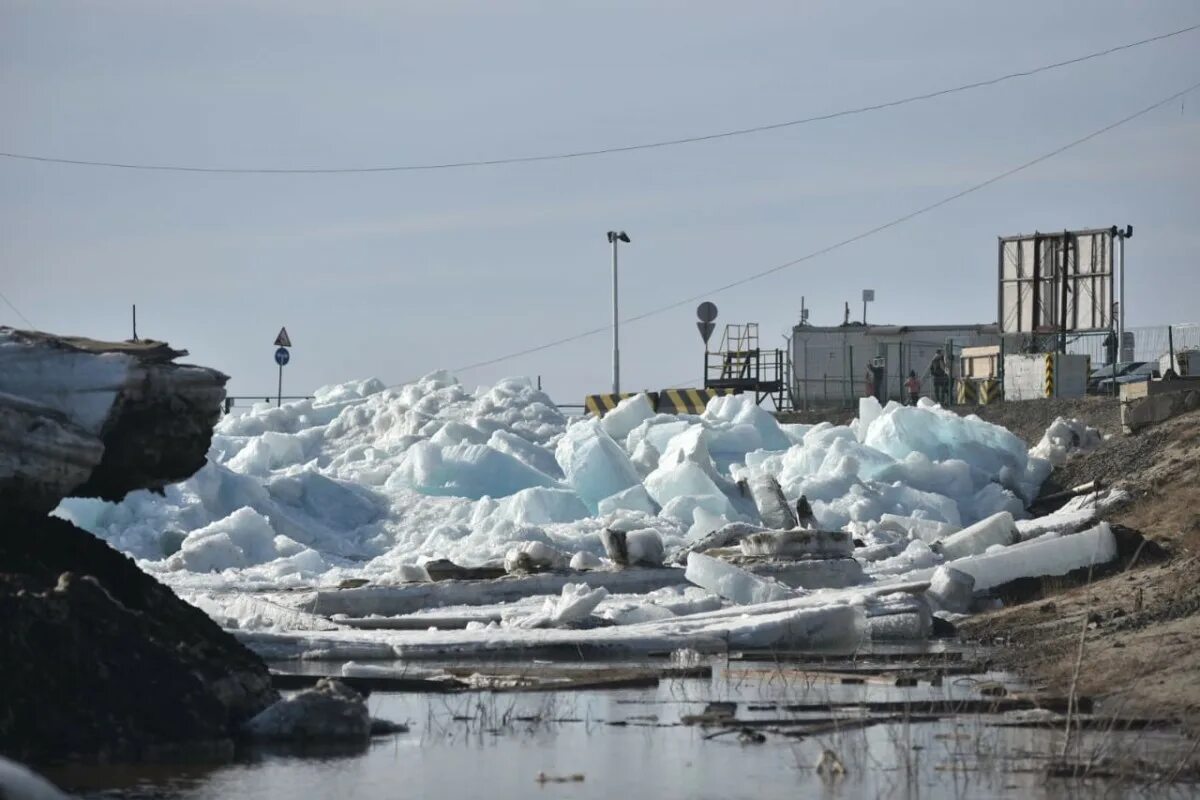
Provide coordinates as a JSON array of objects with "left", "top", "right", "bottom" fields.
[{"left": 48, "top": 656, "right": 1193, "bottom": 800}]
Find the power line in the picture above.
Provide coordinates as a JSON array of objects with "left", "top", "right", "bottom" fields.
[
  {"left": 0, "top": 290, "right": 35, "bottom": 328},
  {"left": 2, "top": 22, "right": 1197, "bottom": 175},
  {"left": 420, "top": 77, "right": 1200, "bottom": 383}
]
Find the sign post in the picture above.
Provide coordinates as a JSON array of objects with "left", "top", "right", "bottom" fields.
[
  {"left": 862, "top": 289, "right": 875, "bottom": 325},
  {"left": 696, "top": 302, "right": 718, "bottom": 386},
  {"left": 273, "top": 327, "right": 292, "bottom": 407}
]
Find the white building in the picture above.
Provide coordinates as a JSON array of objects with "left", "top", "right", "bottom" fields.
[{"left": 791, "top": 323, "right": 1000, "bottom": 408}]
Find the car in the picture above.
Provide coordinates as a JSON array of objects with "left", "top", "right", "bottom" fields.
[
  {"left": 1087, "top": 361, "right": 1146, "bottom": 393},
  {"left": 1093, "top": 362, "right": 1159, "bottom": 393}
]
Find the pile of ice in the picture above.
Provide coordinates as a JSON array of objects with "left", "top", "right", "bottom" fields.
[
  {"left": 1029, "top": 417, "right": 1104, "bottom": 467},
  {"left": 56, "top": 374, "right": 1066, "bottom": 590}
]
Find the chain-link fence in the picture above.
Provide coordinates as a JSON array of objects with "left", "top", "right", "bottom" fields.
[{"left": 1066, "top": 323, "right": 1200, "bottom": 367}]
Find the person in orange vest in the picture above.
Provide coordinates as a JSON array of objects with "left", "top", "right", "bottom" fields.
[{"left": 904, "top": 370, "right": 921, "bottom": 405}]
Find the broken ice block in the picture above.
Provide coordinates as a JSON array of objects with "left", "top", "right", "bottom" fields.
[
  {"left": 503, "top": 541, "right": 568, "bottom": 574},
  {"left": 599, "top": 393, "right": 656, "bottom": 443},
  {"left": 569, "top": 551, "right": 604, "bottom": 571},
  {"left": 947, "top": 522, "right": 1117, "bottom": 592},
  {"left": 597, "top": 484, "right": 658, "bottom": 517},
  {"left": 684, "top": 552, "right": 797, "bottom": 605},
  {"left": 745, "top": 473, "right": 797, "bottom": 530},
  {"left": 555, "top": 419, "right": 642, "bottom": 513},
  {"left": 877, "top": 513, "right": 961, "bottom": 544},
  {"left": 512, "top": 583, "right": 610, "bottom": 629},
  {"left": 865, "top": 594, "right": 933, "bottom": 640},
  {"left": 737, "top": 529, "right": 854, "bottom": 559},
  {"left": 933, "top": 511, "right": 1018, "bottom": 561},
  {"left": 926, "top": 565, "right": 975, "bottom": 613}
]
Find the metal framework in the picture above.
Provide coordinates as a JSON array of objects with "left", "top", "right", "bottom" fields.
[
  {"left": 998, "top": 228, "right": 1115, "bottom": 350},
  {"left": 704, "top": 323, "right": 789, "bottom": 409}
]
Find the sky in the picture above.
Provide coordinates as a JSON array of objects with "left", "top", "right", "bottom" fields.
[{"left": 2, "top": 0, "right": 1198, "bottom": 406}]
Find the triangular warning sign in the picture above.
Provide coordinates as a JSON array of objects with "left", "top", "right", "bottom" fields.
[{"left": 274, "top": 327, "right": 292, "bottom": 347}]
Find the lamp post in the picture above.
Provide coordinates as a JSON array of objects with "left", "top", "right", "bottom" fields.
[
  {"left": 1111, "top": 224, "right": 1132, "bottom": 361},
  {"left": 607, "top": 231, "right": 630, "bottom": 394}
]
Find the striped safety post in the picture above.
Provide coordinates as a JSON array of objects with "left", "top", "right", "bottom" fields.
[{"left": 1044, "top": 353, "right": 1055, "bottom": 398}]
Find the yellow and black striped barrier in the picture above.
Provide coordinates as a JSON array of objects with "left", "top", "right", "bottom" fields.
[
  {"left": 656, "top": 387, "right": 738, "bottom": 415},
  {"left": 955, "top": 378, "right": 1002, "bottom": 406},
  {"left": 980, "top": 378, "right": 1001, "bottom": 405},
  {"left": 1044, "top": 353, "right": 1055, "bottom": 398},
  {"left": 955, "top": 379, "right": 978, "bottom": 405},
  {"left": 585, "top": 392, "right": 654, "bottom": 417}
]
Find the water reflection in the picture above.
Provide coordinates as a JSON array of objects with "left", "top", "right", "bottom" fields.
[{"left": 46, "top": 659, "right": 1197, "bottom": 800}]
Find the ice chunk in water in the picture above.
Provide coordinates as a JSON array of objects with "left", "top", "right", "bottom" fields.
[
  {"left": 948, "top": 522, "right": 1117, "bottom": 592},
  {"left": 934, "top": 511, "right": 1018, "bottom": 561},
  {"left": 555, "top": 419, "right": 642, "bottom": 513},
  {"left": 685, "top": 552, "right": 797, "bottom": 605},
  {"left": 521, "top": 582, "right": 610, "bottom": 628},
  {"left": 927, "top": 565, "right": 975, "bottom": 613}
]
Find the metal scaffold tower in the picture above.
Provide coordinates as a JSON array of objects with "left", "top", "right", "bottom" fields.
[{"left": 704, "top": 323, "right": 790, "bottom": 410}]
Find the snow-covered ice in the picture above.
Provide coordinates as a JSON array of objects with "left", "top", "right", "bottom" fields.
[{"left": 49, "top": 370, "right": 1129, "bottom": 650}]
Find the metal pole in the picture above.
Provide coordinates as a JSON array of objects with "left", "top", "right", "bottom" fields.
[
  {"left": 612, "top": 238, "right": 620, "bottom": 395},
  {"left": 1118, "top": 232, "right": 1125, "bottom": 361},
  {"left": 131, "top": 304, "right": 138, "bottom": 341},
  {"left": 277, "top": 363, "right": 283, "bottom": 407},
  {"left": 1168, "top": 325, "right": 1176, "bottom": 373}
]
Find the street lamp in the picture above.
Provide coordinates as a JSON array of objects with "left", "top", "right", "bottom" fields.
[{"left": 607, "top": 231, "right": 630, "bottom": 394}]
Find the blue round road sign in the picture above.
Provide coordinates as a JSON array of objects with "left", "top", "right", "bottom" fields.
[{"left": 274, "top": 347, "right": 290, "bottom": 366}]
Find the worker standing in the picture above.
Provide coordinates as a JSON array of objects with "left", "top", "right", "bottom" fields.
[
  {"left": 930, "top": 349, "right": 949, "bottom": 405},
  {"left": 904, "top": 370, "right": 921, "bottom": 405},
  {"left": 1103, "top": 330, "right": 1118, "bottom": 365},
  {"left": 863, "top": 365, "right": 875, "bottom": 399}
]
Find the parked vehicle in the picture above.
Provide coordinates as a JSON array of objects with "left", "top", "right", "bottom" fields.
[{"left": 1093, "top": 362, "right": 1159, "bottom": 394}]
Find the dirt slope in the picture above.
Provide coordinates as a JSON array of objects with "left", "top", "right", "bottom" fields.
[{"left": 960, "top": 405, "right": 1200, "bottom": 725}]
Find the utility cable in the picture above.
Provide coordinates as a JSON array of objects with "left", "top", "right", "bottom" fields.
[
  {"left": 1, "top": 22, "right": 1196, "bottom": 175},
  {"left": 0, "top": 289, "right": 35, "bottom": 328},
  {"left": 410, "top": 77, "right": 1199, "bottom": 383}
]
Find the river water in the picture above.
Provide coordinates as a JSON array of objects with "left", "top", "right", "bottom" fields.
[{"left": 46, "top": 655, "right": 1193, "bottom": 800}]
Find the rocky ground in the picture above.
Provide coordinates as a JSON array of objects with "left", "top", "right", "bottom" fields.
[
  {"left": 0, "top": 330, "right": 278, "bottom": 764},
  {"left": 957, "top": 402, "right": 1200, "bottom": 728},
  {"left": 0, "top": 514, "right": 278, "bottom": 763}
]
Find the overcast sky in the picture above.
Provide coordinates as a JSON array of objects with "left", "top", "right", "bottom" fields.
[{"left": 3, "top": 1, "right": 1197, "bottom": 403}]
